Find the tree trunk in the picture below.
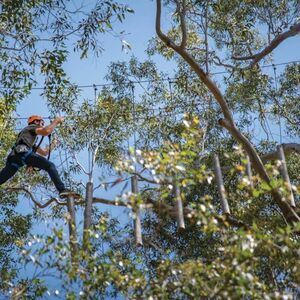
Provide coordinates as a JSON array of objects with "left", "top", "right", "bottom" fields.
[
  {"left": 278, "top": 145, "right": 296, "bottom": 208},
  {"left": 213, "top": 155, "right": 230, "bottom": 215},
  {"left": 83, "top": 181, "right": 93, "bottom": 249},
  {"left": 131, "top": 175, "right": 143, "bottom": 246},
  {"left": 66, "top": 195, "right": 78, "bottom": 260}
]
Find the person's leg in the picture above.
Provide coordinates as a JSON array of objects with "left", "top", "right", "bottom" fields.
[
  {"left": 25, "top": 153, "right": 65, "bottom": 192},
  {"left": 0, "top": 157, "right": 20, "bottom": 185}
]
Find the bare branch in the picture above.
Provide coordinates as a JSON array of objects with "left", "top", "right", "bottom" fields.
[
  {"left": 232, "top": 23, "right": 300, "bottom": 67},
  {"left": 156, "top": 0, "right": 179, "bottom": 50},
  {"left": 133, "top": 172, "right": 158, "bottom": 184},
  {"left": 4, "top": 187, "right": 66, "bottom": 208},
  {"left": 5, "top": 187, "right": 249, "bottom": 229},
  {"left": 203, "top": 1, "right": 209, "bottom": 74},
  {"left": 212, "top": 55, "right": 235, "bottom": 70},
  {"left": 146, "top": 197, "right": 249, "bottom": 230},
  {"left": 72, "top": 152, "right": 89, "bottom": 175},
  {"left": 261, "top": 143, "right": 300, "bottom": 163},
  {"left": 92, "top": 197, "right": 127, "bottom": 207}
]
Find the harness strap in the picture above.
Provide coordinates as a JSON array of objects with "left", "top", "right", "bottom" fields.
[
  {"left": 32, "top": 136, "right": 45, "bottom": 153},
  {"left": 10, "top": 150, "right": 33, "bottom": 170},
  {"left": 31, "top": 134, "right": 51, "bottom": 172},
  {"left": 47, "top": 134, "right": 52, "bottom": 161}
]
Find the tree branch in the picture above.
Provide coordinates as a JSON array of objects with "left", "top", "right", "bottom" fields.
[
  {"left": 145, "top": 197, "right": 250, "bottom": 230},
  {"left": 133, "top": 172, "right": 158, "bottom": 184},
  {"left": 4, "top": 187, "right": 66, "bottom": 208},
  {"left": 156, "top": 0, "right": 234, "bottom": 123},
  {"left": 156, "top": 0, "right": 180, "bottom": 50},
  {"left": 218, "top": 119, "right": 300, "bottom": 223},
  {"left": 261, "top": 143, "right": 300, "bottom": 163},
  {"left": 72, "top": 152, "right": 89, "bottom": 175},
  {"left": 5, "top": 187, "right": 249, "bottom": 229},
  {"left": 232, "top": 23, "right": 300, "bottom": 67}
]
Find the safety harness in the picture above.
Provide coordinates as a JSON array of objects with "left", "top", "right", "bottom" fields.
[{"left": 11, "top": 130, "right": 52, "bottom": 170}]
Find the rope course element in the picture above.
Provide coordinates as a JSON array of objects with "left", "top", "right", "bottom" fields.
[
  {"left": 173, "top": 180, "right": 185, "bottom": 230},
  {"left": 2, "top": 60, "right": 300, "bottom": 251},
  {"left": 130, "top": 84, "right": 143, "bottom": 246},
  {"left": 6, "top": 137, "right": 300, "bottom": 251},
  {"left": 131, "top": 175, "right": 143, "bottom": 246},
  {"left": 0, "top": 60, "right": 298, "bottom": 91}
]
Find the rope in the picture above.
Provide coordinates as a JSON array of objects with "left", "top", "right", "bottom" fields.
[{"left": 0, "top": 60, "right": 298, "bottom": 91}]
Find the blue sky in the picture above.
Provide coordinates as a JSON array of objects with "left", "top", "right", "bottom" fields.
[{"left": 7, "top": 1, "right": 300, "bottom": 297}]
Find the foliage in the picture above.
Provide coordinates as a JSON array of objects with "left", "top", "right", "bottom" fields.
[
  {"left": 2, "top": 119, "right": 299, "bottom": 299},
  {"left": 0, "top": 0, "right": 300, "bottom": 299},
  {"left": 0, "top": 100, "right": 32, "bottom": 291},
  {"left": 0, "top": 0, "right": 133, "bottom": 105}
]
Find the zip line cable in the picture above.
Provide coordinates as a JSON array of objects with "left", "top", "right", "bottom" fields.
[
  {"left": 2, "top": 59, "right": 299, "bottom": 127},
  {"left": 0, "top": 60, "right": 298, "bottom": 91},
  {"left": 7, "top": 93, "right": 297, "bottom": 123}
]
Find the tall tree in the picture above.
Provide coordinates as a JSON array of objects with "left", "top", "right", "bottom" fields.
[{"left": 155, "top": 0, "right": 300, "bottom": 223}]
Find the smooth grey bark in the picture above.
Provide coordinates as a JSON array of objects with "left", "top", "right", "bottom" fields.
[
  {"left": 131, "top": 175, "right": 143, "bottom": 246},
  {"left": 278, "top": 145, "right": 296, "bottom": 208},
  {"left": 213, "top": 155, "right": 231, "bottom": 215},
  {"left": 174, "top": 181, "right": 186, "bottom": 230},
  {"left": 66, "top": 195, "right": 78, "bottom": 259},
  {"left": 83, "top": 181, "right": 94, "bottom": 248}
]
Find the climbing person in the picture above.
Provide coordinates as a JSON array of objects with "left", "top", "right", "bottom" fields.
[{"left": 0, "top": 115, "right": 74, "bottom": 198}]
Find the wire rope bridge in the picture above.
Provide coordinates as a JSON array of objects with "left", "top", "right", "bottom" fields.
[{"left": 4, "top": 142, "right": 300, "bottom": 258}]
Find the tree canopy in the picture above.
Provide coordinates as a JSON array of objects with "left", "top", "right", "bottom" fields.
[{"left": 0, "top": 0, "right": 300, "bottom": 299}]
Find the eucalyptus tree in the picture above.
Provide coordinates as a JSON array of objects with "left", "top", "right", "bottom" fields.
[
  {"left": 1, "top": 0, "right": 300, "bottom": 298},
  {"left": 154, "top": 0, "right": 300, "bottom": 223}
]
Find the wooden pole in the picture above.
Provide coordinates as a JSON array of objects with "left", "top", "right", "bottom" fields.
[
  {"left": 66, "top": 195, "right": 78, "bottom": 258},
  {"left": 277, "top": 145, "right": 296, "bottom": 208},
  {"left": 246, "top": 155, "right": 253, "bottom": 188},
  {"left": 174, "top": 181, "right": 185, "bottom": 230},
  {"left": 213, "top": 154, "right": 230, "bottom": 215},
  {"left": 83, "top": 181, "right": 94, "bottom": 248},
  {"left": 131, "top": 175, "right": 143, "bottom": 246}
]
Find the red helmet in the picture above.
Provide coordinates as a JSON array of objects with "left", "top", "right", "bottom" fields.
[{"left": 28, "top": 115, "right": 43, "bottom": 125}]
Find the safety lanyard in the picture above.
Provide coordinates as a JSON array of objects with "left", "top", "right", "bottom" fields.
[{"left": 33, "top": 134, "right": 52, "bottom": 160}]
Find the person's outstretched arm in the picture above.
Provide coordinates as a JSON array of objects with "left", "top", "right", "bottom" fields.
[{"left": 35, "top": 117, "right": 64, "bottom": 136}]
